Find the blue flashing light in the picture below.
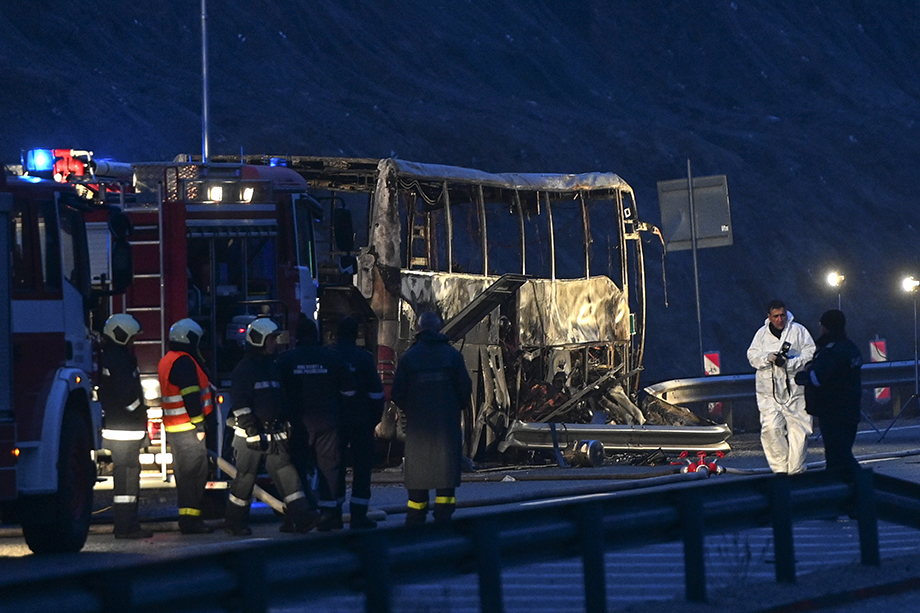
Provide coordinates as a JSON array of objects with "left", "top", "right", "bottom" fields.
[
  {"left": 25, "top": 149, "right": 55, "bottom": 172},
  {"left": 269, "top": 157, "right": 287, "bottom": 167}
]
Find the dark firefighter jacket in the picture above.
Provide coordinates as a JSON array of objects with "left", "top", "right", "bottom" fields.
[
  {"left": 277, "top": 341, "right": 356, "bottom": 432},
  {"left": 230, "top": 351, "right": 285, "bottom": 433},
  {"left": 99, "top": 341, "right": 146, "bottom": 431},
  {"left": 391, "top": 329, "right": 472, "bottom": 490},
  {"left": 332, "top": 341, "right": 385, "bottom": 429},
  {"left": 801, "top": 332, "right": 863, "bottom": 425}
]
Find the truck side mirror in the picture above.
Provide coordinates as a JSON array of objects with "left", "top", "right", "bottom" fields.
[
  {"left": 108, "top": 208, "right": 132, "bottom": 240},
  {"left": 111, "top": 237, "right": 133, "bottom": 293},
  {"left": 333, "top": 208, "right": 354, "bottom": 252}
]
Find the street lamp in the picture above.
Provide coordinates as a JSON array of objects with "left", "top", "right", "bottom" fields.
[
  {"left": 880, "top": 275, "right": 920, "bottom": 441},
  {"left": 826, "top": 271, "right": 844, "bottom": 309}
]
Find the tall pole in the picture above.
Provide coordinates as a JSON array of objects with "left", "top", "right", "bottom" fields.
[
  {"left": 913, "top": 293, "right": 918, "bottom": 397},
  {"left": 687, "top": 159, "right": 704, "bottom": 369},
  {"left": 201, "top": 0, "right": 210, "bottom": 163}
]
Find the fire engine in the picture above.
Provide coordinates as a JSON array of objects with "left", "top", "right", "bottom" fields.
[
  {"left": 0, "top": 152, "right": 133, "bottom": 553},
  {"left": 94, "top": 155, "right": 321, "bottom": 473},
  {"left": 15, "top": 149, "right": 326, "bottom": 479}
]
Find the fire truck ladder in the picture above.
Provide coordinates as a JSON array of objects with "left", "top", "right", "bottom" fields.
[
  {"left": 123, "top": 196, "right": 169, "bottom": 480},
  {"left": 440, "top": 273, "right": 528, "bottom": 342}
]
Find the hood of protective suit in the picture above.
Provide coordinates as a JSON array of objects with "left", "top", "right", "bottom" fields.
[{"left": 762, "top": 310, "right": 796, "bottom": 327}]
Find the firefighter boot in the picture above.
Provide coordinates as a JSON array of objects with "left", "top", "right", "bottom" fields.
[
  {"left": 114, "top": 503, "right": 153, "bottom": 539},
  {"left": 178, "top": 512, "right": 215, "bottom": 535},
  {"left": 280, "top": 498, "right": 319, "bottom": 533},
  {"left": 433, "top": 492, "right": 456, "bottom": 525},
  {"left": 316, "top": 506, "right": 343, "bottom": 532},
  {"left": 405, "top": 500, "right": 428, "bottom": 527},
  {"left": 349, "top": 502, "right": 377, "bottom": 530},
  {"left": 223, "top": 498, "right": 252, "bottom": 536}
]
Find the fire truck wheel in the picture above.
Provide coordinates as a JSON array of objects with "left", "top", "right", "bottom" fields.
[{"left": 22, "top": 408, "right": 95, "bottom": 554}]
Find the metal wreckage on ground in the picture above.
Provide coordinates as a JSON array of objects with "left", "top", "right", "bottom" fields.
[{"left": 212, "top": 154, "right": 733, "bottom": 462}]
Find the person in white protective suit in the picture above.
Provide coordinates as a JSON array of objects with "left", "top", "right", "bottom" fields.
[{"left": 747, "top": 300, "right": 816, "bottom": 474}]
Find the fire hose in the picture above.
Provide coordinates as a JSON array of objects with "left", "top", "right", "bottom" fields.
[{"left": 208, "top": 451, "right": 386, "bottom": 522}]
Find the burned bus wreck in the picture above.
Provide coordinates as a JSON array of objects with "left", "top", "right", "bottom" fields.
[{"left": 212, "top": 155, "right": 732, "bottom": 459}]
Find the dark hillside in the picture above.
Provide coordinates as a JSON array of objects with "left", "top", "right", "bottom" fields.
[{"left": 3, "top": 1, "right": 920, "bottom": 384}]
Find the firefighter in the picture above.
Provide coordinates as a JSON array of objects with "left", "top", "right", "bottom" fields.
[
  {"left": 99, "top": 314, "right": 153, "bottom": 539},
  {"left": 331, "top": 316, "right": 385, "bottom": 530},
  {"left": 277, "top": 316, "right": 356, "bottom": 531},
  {"left": 392, "top": 311, "right": 472, "bottom": 526},
  {"left": 224, "top": 318, "right": 317, "bottom": 535},
  {"left": 158, "top": 318, "right": 215, "bottom": 534}
]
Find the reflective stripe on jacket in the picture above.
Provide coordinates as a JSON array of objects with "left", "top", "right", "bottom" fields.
[{"left": 158, "top": 351, "right": 213, "bottom": 432}]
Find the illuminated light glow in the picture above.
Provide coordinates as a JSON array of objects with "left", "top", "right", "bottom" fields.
[
  {"left": 208, "top": 185, "right": 223, "bottom": 202},
  {"left": 75, "top": 375, "right": 82, "bottom": 384},
  {"left": 141, "top": 378, "right": 161, "bottom": 401},
  {"left": 25, "top": 149, "right": 55, "bottom": 172},
  {"left": 826, "top": 271, "right": 844, "bottom": 288},
  {"left": 242, "top": 186, "right": 254, "bottom": 203},
  {"left": 217, "top": 395, "right": 225, "bottom": 404},
  {"left": 12, "top": 448, "right": 20, "bottom": 458},
  {"left": 903, "top": 276, "right": 920, "bottom": 293}
]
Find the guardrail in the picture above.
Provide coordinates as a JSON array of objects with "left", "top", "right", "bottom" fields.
[
  {"left": 644, "top": 359, "right": 919, "bottom": 405},
  {"left": 5, "top": 468, "right": 920, "bottom": 613}
]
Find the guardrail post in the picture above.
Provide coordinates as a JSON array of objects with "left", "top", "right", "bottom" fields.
[
  {"left": 578, "top": 502, "right": 606, "bottom": 613},
  {"left": 680, "top": 490, "right": 707, "bottom": 603},
  {"left": 474, "top": 517, "right": 504, "bottom": 613},
  {"left": 771, "top": 473, "right": 796, "bottom": 584},
  {"left": 360, "top": 530, "right": 391, "bottom": 613},
  {"left": 855, "top": 467, "right": 880, "bottom": 566}
]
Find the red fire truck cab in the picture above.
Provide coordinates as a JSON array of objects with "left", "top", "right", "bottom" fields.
[{"left": 0, "top": 161, "right": 132, "bottom": 553}]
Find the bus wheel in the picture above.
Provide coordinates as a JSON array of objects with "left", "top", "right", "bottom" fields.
[{"left": 22, "top": 409, "right": 95, "bottom": 554}]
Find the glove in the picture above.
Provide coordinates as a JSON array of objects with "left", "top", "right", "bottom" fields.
[
  {"left": 773, "top": 353, "right": 786, "bottom": 367},
  {"left": 245, "top": 424, "right": 269, "bottom": 451},
  {"left": 794, "top": 370, "right": 810, "bottom": 386}
]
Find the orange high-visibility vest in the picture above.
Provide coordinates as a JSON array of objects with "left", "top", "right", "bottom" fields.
[{"left": 158, "top": 351, "right": 213, "bottom": 433}]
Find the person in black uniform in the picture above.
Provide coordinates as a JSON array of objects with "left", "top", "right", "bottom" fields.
[
  {"left": 224, "top": 318, "right": 317, "bottom": 535},
  {"left": 331, "top": 316, "right": 385, "bottom": 530},
  {"left": 277, "top": 316, "right": 356, "bottom": 531},
  {"left": 795, "top": 309, "right": 864, "bottom": 482},
  {"left": 392, "top": 311, "right": 472, "bottom": 526},
  {"left": 99, "top": 314, "right": 153, "bottom": 539}
]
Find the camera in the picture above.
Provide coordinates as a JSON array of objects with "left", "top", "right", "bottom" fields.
[{"left": 774, "top": 341, "right": 791, "bottom": 367}]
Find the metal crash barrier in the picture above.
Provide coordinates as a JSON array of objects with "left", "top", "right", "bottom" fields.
[{"left": 6, "top": 468, "right": 920, "bottom": 613}]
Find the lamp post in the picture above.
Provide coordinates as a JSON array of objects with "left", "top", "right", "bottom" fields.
[
  {"left": 904, "top": 275, "right": 919, "bottom": 400},
  {"left": 826, "top": 271, "right": 844, "bottom": 309},
  {"left": 879, "top": 275, "right": 920, "bottom": 441}
]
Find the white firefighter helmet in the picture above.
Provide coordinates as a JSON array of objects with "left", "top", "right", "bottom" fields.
[
  {"left": 103, "top": 313, "right": 142, "bottom": 345},
  {"left": 246, "top": 318, "right": 280, "bottom": 347},
  {"left": 168, "top": 318, "right": 203, "bottom": 346}
]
